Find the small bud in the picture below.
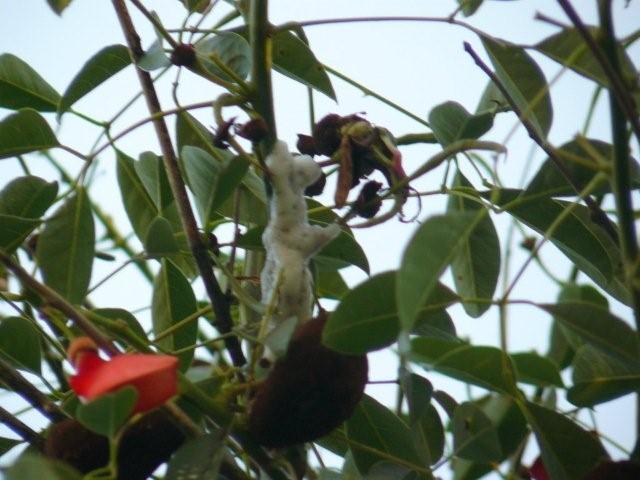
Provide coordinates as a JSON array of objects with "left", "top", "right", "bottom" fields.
[
  {"left": 304, "top": 171, "right": 326, "bottom": 197},
  {"left": 353, "top": 181, "right": 383, "bottom": 219},
  {"left": 213, "top": 117, "right": 235, "bottom": 149},
  {"left": 170, "top": 43, "right": 196, "bottom": 67},
  {"left": 520, "top": 237, "right": 536, "bottom": 251},
  {"left": 296, "top": 134, "right": 317, "bottom": 156},
  {"left": 236, "top": 118, "right": 269, "bottom": 143}
]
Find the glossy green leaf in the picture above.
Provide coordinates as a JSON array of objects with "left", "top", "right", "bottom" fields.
[
  {"left": 411, "top": 338, "right": 518, "bottom": 395},
  {"left": 117, "top": 149, "right": 158, "bottom": 241},
  {"left": 568, "top": 345, "right": 640, "bottom": 407},
  {"left": 76, "top": 386, "right": 137, "bottom": 438},
  {"left": 402, "top": 373, "right": 444, "bottom": 465},
  {"left": 398, "top": 212, "right": 481, "bottom": 331},
  {"left": 413, "top": 309, "right": 458, "bottom": 341},
  {"left": 481, "top": 36, "right": 553, "bottom": 138},
  {"left": 475, "top": 80, "right": 509, "bottom": 114},
  {"left": 165, "top": 433, "right": 224, "bottom": 480},
  {"left": 91, "top": 308, "right": 146, "bottom": 343},
  {"left": 0, "top": 176, "right": 58, "bottom": 252},
  {"left": 36, "top": 188, "right": 95, "bottom": 304},
  {"left": 432, "top": 390, "right": 458, "bottom": 419},
  {"left": 59, "top": 44, "right": 131, "bottom": 114},
  {"left": 510, "top": 352, "right": 564, "bottom": 387},
  {"left": 547, "top": 319, "right": 575, "bottom": 371},
  {"left": 346, "top": 395, "right": 425, "bottom": 476},
  {"left": 152, "top": 259, "right": 198, "bottom": 370},
  {"left": 535, "top": 27, "right": 638, "bottom": 90},
  {"left": 196, "top": 32, "right": 251, "bottom": 81},
  {"left": 0, "top": 317, "right": 41, "bottom": 374},
  {"left": 323, "top": 271, "right": 399, "bottom": 354},
  {"left": 138, "top": 39, "right": 171, "bottom": 71},
  {"left": 521, "top": 401, "right": 608, "bottom": 480},
  {"left": 46, "top": 0, "right": 73, "bottom": 15},
  {"left": 145, "top": 216, "right": 180, "bottom": 257},
  {"left": 135, "top": 152, "right": 175, "bottom": 214},
  {"left": 272, "top": 30, "right": 336, "bottom": 100},
  {"left": 181, "top": 146, "right": 249, "bottom": 228},
  {"left": 453, "top": 402, "right": 502, "bottom": 462},
  {"left": 489, "top": 189, "right": 628, "bottom": 305},
  {"left": 428, "top": 101, "right": 494, "bottom": 147},
  {"left": 540, "top": 302, "right": 639, "bottom": 364},
  {"left": 447, "top": 173, "right": 500, "bottom": 317},
  {"left": 0, "top": 54, "right": 60, "bottom": 111},
  {"left": 0, "top": 109, "right": 59, "bottom": 160},
  {"left": 526, "top": 138, "right": 639, "bottom": 196},
  {"left": 6, "top": 453, "right": 81, "bottom": 480},
  {"left": 315, "top": 267, "right": 349, "bottom": 299},
  {"left": 0, "top": 437, "right": 21, "bottom": 456},
  {"left": 176, "top": 111, "right": 216, "bottom": 157}
]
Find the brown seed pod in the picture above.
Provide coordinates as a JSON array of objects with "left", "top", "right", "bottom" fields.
[
  {"left": 45, "top": 410, "right": 186, "bottom": 479},
  {"left": 248, "top": 314, "right": 368, "bottom": 448},
  {"left": 170, "top": 43, "right": 197, "bottom": 67},
  {"left": 304, "top": 170, "right": 326, "bottom": 197},
  {"left": 236, "top": 118, "right": 269, "bottom": 143}
]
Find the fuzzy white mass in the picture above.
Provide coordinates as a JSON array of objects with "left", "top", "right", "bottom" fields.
[{"left": 260, "top": 140, "right": 340, "bottom": 325}]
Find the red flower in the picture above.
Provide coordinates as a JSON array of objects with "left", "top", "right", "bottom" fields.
[
  {"left": 529, "top": 456, "right": 550, "bottom": 480},
  {"left": 68, "top": 338, "right": 179, "bottom": 414}
]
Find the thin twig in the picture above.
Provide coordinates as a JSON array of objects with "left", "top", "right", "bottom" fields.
[
  {"left": 0, "top": 405, "right": 45, "bottom": 450},
  {"left": 110, "top": 0, "right": 246, "bottom": 367}
]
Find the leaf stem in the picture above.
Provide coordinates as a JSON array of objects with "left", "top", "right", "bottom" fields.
[{"left": 110, "top": 0, "right": 246, "bottom": 367}]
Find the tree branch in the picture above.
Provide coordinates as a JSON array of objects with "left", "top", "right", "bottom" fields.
[
  {"left": 0, "top": 405, "right": 44, "bottom": 451},
  {"left": 110, "top": 0, "right": 246, "bottom": 367}
]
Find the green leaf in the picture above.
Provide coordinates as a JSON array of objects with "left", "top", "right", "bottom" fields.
[
  {"left": 535, "top": 27, "right": 638, "bottom": 90},
  {"left": 539, "top": 302, "right": 639, "bottom": 364},
  {"left": 180, "top": 0, "right": 211, "bottom": 13},
  {"left": 447, "top": 173, "right": 500, "bottom": 317},
  {"left": 0, "top": 437, "right": 21, "bottom": 456},
  {"left": 475, "top": 80, "right": 509, "bottom": 114},
  {"left": 481, "top": 36, "right": 553, "bottom": 138},
  {"left": 488, "top": 189, "right": 629, "bottom": 305},
  {"left": 76, "top": 386, "right": 137, "bottom": 438},
  {"left": 0, "top": 54, "right": 60, "bottom": 111},
  {"left": 196, "top": 32, "right": 251, "bottom": 82},
  {"left": 59, "top": 45, "right": 131, "bottom": 115},
  {"left": 398, "top": 212, "right": 482, "bottom": 331},
  {"left": 272, "top": 30, "right": 336, "bottom": 100},
  {"left": 428, "top": 101, "right": 494, "bottom": 147},
  {"left": 152, "top": 259, "right": 198, "bottom": 370},
  {"left": 145, "top": 216, "right": 180, "bottom": 257},
  {"left": 411, "top": 338, "right": 518, "bottom": 395},
  {"left": 521, "top": 401, "right": 607, "bottom": 480},
  {"left": 46, "top": 0, "right": 73, "bottom": 15},
  {"left": 117, "top": 149, "right": 158, "bottom": 241},
  {"left": 402, "top": 373, "right": 444, "bottom": 465},
  {"left": 346, "top": 395, "right": 425, "bottom": 476},
  {"left": 36, "top": 188, "right": 95, "bottom": 304},
  {"left": 138, "top": 39, "right": 171, "bottom": 71},
  {"left": 526, "top": 138, "right": 639, "bottom": 196},
  {"left": 568, "top": 345, "right": 640, "bottom": 407},
  {"left": 165, "top": 432, "right": 224, "bottom": 480},
  {"left": 453, "top": 402, "right": 502, "bottom": 462},
  {"left": 91, "top": 308, "right": 147, "bottom": 343},
  {"left": 315, "top": 268, "right": 349, "bottom": 300},
  {"left": 323, "top": 271, "right": 399, "bottom": 354},
  {"left": 6, "top": 453, "right": 82, "bottom": 480},
  {"left": 458, "top": 0, "right": 483, "bottom": 16},
  {"left": 510, "top": 352, "right": 564, "bottom": 387},
  {"left": 176, "top": 111, "right": 216, "bottom": 156},
  {"left": 0, "top": 176, "right": 58, "bottom": 252},
  {"left": 0, "top": 317, "right": 42, "bottom": 374},
  {"left": 0, "top": 109, "right": 59, "bottom": 160},
  {"left": 181, "top": 146, "right": 249, "bottom": 228}
]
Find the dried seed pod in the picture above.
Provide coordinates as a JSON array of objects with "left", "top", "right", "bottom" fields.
[
  {"left": 170, "top": 43, "right": 196, "bottom": 67},
  {"left": 353, "top": 181, "right": 383, "bottom": 219},
  {"left": 248, "top": 314, "right": 368, "bottom": 448},
  {"left": 304, "top": 170, "right": 326, "bottom": 197},
  {"left": 45, "top": 411, "right": 186, "bottom": 480}
]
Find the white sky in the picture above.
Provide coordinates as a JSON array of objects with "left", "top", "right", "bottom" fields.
[{"left": 1, "top": 1, "right": 640, "bottom": 478}]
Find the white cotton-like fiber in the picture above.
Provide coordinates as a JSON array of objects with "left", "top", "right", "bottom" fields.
[{"left": 260, "top": 140, "right": 340, "bottom": 325}]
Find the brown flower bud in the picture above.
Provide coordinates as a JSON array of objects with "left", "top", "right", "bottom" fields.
[
  {"left": 170, "top": 43, "right": 196, "bottom": 67},
  {"left": 353, "top": 181, "right": 383, "bottom": 219},
  {"left": 236, "top": 118, "right": 269, "bottom": 143},
  {"left": 312, "top": 114, "right": 343, "bottom": 156},
  {"left": 296, "top": 134, "right": 317, "bottom": 156}
]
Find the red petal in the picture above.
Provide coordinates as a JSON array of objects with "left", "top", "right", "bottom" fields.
[
  {"left": 529, "top": 456, "right": 550, "bottom": 480},
  {"left": 70, "top": 353, "right": 179, "bottom": 413}
]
